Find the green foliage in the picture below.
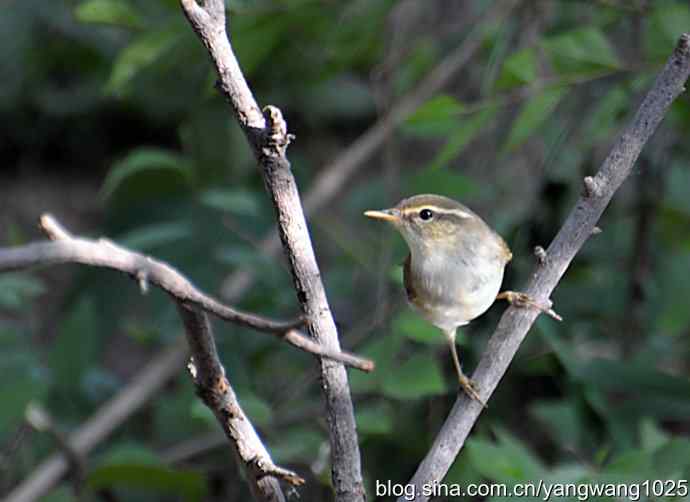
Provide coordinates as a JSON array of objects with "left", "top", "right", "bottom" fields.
[
  {"left": 4, "top": 0, "right": 690, "bottom": 499},
  {"left": 0, "top": 273, "right": 45, "bottom": 310},
  {"left": 503, "top": 86, "right": 566, "bottom": 152},
  {"left": 380, "top": 353, "right": 447, "bottom": 400},
  {"left": 48, "top": 299, "right": 100, "bottom": 393},
  {"left": 106, "top": 28, "right": 181, "bottom": 95},
  {"left": 75, "top": 0, "right": 143, "bottom": 29},
  {"left": 542, "top": 27, "right": 621, "bottom": 75},
  {"left": 645, "top": 3, "right": 690, "bottom": 59},
  {"left": 87, "top": 464, "right": 206, "bottom": 501},
  {"left": 495, "top": 48, "right": 537, "bottom": 90},
  {"left": 101, "top": 147, "right": 193, "bottom": 202},
  {"left": 403, "top": 95, "right": 465, "bottom": 137}
]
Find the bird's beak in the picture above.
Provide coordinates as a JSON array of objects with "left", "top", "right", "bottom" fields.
[{"left": 364, "top": 208, "right": 400, "bottom": 222}]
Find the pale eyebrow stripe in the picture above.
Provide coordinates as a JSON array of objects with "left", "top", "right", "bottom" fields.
[{"left": 402, "top": 205, "right": 472, "bottom": 219}]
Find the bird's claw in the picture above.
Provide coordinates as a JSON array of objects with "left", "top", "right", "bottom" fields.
[
  {"left": 497, "top": 291, "right": 563, "bottom": 322},
  {"left": 458, "top": 373, "right": 487, "bottom": 408}
]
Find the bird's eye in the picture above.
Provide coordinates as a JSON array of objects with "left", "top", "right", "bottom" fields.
[{"left": 419, "top": 208, "right": 434, "bottom": 221}]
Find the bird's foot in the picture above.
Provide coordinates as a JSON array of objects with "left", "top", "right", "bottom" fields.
[
  {"left": 497, "top": 291, "right": 563, "bottom": 322},
  {"left": 457, "top": 372, "right": 487, "bottom": 408}
]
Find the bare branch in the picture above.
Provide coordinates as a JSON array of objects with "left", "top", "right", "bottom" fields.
[
  {"left": 0, "top": 214, "right": 374, "bottom": 371},
  {"left": 6, "top": 341, "right": 187, "bottom": 502},
  {"left": 24, "top": 403, "right": 86, "bottom": 495},
  {"left": 220, "top": 0, "right": 521, "bottom": 300},
  {"left": 6, "top": 1, "right": 520, "bottom": 497},
  {"left": 178, "top": 304, "right": 304, "bottom": 499},
  {"left": 401, "top": 33, "right": 690, "bottom": 501},
  {"left": 179, "top": 1, "right": 372, "bottom": 500}
]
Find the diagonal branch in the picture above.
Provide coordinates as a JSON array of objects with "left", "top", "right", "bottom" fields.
[
  {"left": 0, "top": 214, "right": 374, "bottom": 371},
  {"left": 178, "top": 304, "right": 303, "bottom": 500},
  {"left": 3, "top": 214, "right": 308, "bottom": 501},
  {"left": 5, "top": 2, "right": 520, "bottom": 498},
  {"left": 5, "top": 341, "right": 188, "bottom": 502},
  {"left": 401, "top": 33, "right": 690, "bottom": 501},
  {"left": 179, "top": 0, "right": 371, "bottom": 500}
]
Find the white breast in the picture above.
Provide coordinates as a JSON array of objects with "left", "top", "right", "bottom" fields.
[{"left": 408, "top": 249, "right": 505, "bottom": 332}]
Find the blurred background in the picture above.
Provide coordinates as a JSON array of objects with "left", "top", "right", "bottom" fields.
[{"left": 2, "top": 0, "right": 690, "bottom": 500}]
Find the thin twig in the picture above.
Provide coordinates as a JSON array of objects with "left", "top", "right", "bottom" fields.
[
  {"left": 0, "top": 214, "right": 374, "bottom": 372},
  {"left": 400, "top": 33, "right": 690, "bottom": 501}
]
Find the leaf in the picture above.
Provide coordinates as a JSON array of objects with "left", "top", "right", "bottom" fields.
[
  {"left": 645, "top": 4, "right": 690, "bottom": 60},
  {"left": 503, "top": 86, "right": 566, "bottom": 152},
  {"left": 99, "top": 443, "right": 161, "bottom": 465},
  {"left": 231, "top": 14, "right": 289, "bottom": 77},
  {"left": 394, "top": 37, "right": 439, "bottom": 96},
  {"left": 530, "top": 400, "right": 583, "bottom": 450},
  {"left": 575, "top": 359, "right": 690, "bottom": 421},
  {"left": 381, "top": 353, "right": 446, "bottom": 400},
  {"left": 74, "top": 0, "right": 142, "bottom": 29},
  {"left": 48, "top": 298, "right": 100, "bottom": 392},
  {"left": 542, "top": 27, "right": 621, "bottom": 75},
  {"left": 402, "top": 95, "right": 464, "bottom": 137},
  {"left": 87, "top": 464, "right": 206, "bottom": 501},
  {"left": 301, "top": 75, "right": 376, "bottom": 121},
  {"left": 426, "top": 106, "right": 497, "bottom": 170},
  {"left": 118, "top": 221, "right": 192, "bottom": 251},
  {"left": 654, "top": 438, "right": 690, "bottom": 477},
  {"left": 0, "top": 327, "right": 48, "bottom": 431},
  {"left": 404, "top": 168, "right": 479, "bottom": 198},
  {"left": 496, "top": 48, "right": 538, "bottom": 89},
  {"left": 392, "top": 311, "right": 444, "bottom": 345},
  {"left": 356, "top": 403, "right": 394, "bottom": 435},
  {"left": 106, "top": 29, "right": 178, "bottom": 94},
  {"left": 639, "top": 418, "right": 669, "bottom": 452},
  {"left": 466, "top": 435, "right": 541, "bottom": 483},
  {"left": 656, "top": 251, "right": 690, "bottom": 336},
  {"left": 582, "top": 85, "right": 628, "bottom": 144},
  {"left": 0, "top": 273, "right": 45, "bottom": 310},
  {"left": 101, "top": 147, "right": 192, "bottom": 202},
  {"left": 200, "top": 188, "right": 261, "bottom": 216},
  {"left": 493, "top": 427, "right": 545, "bottom": 479},
  {"left": 350, "top": 334, "right": 404, "bottom": 394}
]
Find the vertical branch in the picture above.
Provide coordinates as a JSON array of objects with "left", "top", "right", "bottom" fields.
[{"left": 179, "top": 1, "right": 365, "bottom": 499}]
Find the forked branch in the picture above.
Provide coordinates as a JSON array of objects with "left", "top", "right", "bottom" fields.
[{"left": 0, "top": 214, "right": 374, "bottom": 371}]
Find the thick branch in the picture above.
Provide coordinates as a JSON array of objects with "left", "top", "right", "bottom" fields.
[
  {"left": 401, "top": 33, "right": 690, "bottom": 501},
  {"left": 0, "top": 214, "right": 373, "bottom": 372},
  {"left": 180, "top": 1, "right": 368, "bottom": 500}
]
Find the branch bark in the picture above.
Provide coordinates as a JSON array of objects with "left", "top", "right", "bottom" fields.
[
  {"left": 5, "top": 2, "right": 520, "bottom": 497},
  {"left": 401, "top": 33, "right": 690, "bottom": 501},
  {"left": 179, "top": 1, "right": 380, "bottom": 499},
  {"left": 4, "top": 214, "right": 314, "bottom": 501},
  {"left": 178, "top": 305, "right": 302, "bottom": 501},
  {"left": 0, "top": 215, "right": 373, "bottom": 371},
  {"left": 220, "top": 0, "right": 521, "bottom": 300}
]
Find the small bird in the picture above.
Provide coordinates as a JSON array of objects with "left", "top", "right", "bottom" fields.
[{"left": 365, "top": 194, "right": 559, "bottom": 406}]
